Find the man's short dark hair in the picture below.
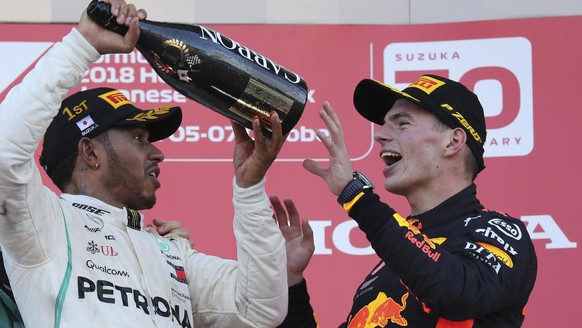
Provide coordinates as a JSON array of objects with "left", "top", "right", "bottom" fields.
[
  {"left": 43, "top": 150, "right": 77, "bottom": 191},
  {"left": 41, "top": 132, "right": 112, "bottom": 191},
  {"left": 464, "top": 148, "right": 479, "bottom": 181}
]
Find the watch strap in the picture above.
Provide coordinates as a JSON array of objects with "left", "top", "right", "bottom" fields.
[{"left": 337, "top": 171, "right": 374, "bottom": 205}]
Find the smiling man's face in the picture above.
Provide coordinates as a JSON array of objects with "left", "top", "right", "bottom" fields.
[{"left": 373, "top": 99, "right": 452, "bottom": 197}]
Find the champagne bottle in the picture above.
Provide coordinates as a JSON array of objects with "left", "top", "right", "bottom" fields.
[{"left": 86, "top": 0, "right": 307, "bottom": 136}]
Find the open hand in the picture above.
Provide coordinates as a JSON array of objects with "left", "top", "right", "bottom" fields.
[
  {"left": 78, "top": 0, "right": 147, "bottom": 54},
  {"left": 270, "top": 195, "right": 314, "bottom": 286},
  {"left": 303, "top": 101, "right": 354, "bottom": 195},
  {"left": 232, "top": 113, "right": 286, "bottom": 188}
]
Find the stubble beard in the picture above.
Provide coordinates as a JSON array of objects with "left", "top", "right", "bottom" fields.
[{"left": 104, "top": 147, "right": 157, "bottom": 210}]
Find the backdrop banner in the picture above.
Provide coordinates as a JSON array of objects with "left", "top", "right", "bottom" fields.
[{"left": 1, "top": 16, "right": 579, "bottom": 327}]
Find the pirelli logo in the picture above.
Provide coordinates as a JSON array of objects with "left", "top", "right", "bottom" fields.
[
  {"left": 451, "top": 111, "right": 483, "bottom": 143},
  {"left": 99, "top": 90, "right": 132, "bottom": 109},
  {"left": 439, "top": 103, "right": 483, "bottom": 144},
  {"left": 408, "top": 76, "right": 445, "bottom": 95}
]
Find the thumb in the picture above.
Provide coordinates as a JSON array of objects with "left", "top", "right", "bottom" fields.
[
  {"left": 123, "top": 17, "right": 141, "bottom": 49},
  {"left": 303, "top": 159, "right": 325, "bottom": 178},
  {"left": 152, "top": 218, "right": 166, "bottom": 227}
]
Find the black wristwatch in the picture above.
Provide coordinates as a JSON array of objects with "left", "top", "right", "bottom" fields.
[{"left": 337, "top": 171, "right": 374, "bottom": 205}]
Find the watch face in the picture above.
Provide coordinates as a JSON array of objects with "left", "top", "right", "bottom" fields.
[{"left": 355, "top": 171, "right": 374, "bottom": 189}]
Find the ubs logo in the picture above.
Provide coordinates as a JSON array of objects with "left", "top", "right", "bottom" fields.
[
  {"left": 86, "top": 241, "right": 119, "bottom": 256},
  {"left": 384, "top": 37, "right": 534, "bottom": 158}
]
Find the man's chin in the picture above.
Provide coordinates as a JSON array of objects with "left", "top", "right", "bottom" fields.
[
  {"left": 384, "top": 181, "right": 405, "bottom": 196},
  {"left": 144, "top": 197, "right": 156, "bottom": 210},
  {"left": 130, "top": 196, "right": 156, "bottom": 211}
]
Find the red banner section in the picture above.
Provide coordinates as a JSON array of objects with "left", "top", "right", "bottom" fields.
[{"left": 1, "top": 16, "right": 580, "bottom": 327}]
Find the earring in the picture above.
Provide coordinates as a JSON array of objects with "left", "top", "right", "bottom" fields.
[{"left": 95, "top": 163, "right": 99, "bottom": 169}]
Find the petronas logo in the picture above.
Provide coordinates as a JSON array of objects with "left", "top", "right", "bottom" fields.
[{"left": 157, "top": 237, "right": 171, "bottom": 253}]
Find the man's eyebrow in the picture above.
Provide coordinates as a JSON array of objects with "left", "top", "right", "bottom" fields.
[{"left": 387, "top": 111, "right": 412, "bottom": 122}]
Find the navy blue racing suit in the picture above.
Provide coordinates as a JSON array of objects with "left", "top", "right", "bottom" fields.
[{"left": 279, "top": 184, "right": 537, "bottom": 327}]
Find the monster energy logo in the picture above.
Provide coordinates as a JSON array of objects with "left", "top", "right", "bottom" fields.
[{"left": 126, "top": 209, "right": 141, "bottom": 230}]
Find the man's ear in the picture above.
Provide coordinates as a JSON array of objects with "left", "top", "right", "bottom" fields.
[
  {"left": 444, "top": 127, "right": 467, "bottom": 158},
  {"left": 77, "top": 137, "right": 100, "bottom": 170}
]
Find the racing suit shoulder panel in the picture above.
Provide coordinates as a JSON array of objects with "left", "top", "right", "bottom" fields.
[
  {"left": 462, "top": 210, "right": 538, "bottom": 303},
  {"left": 463, "top": 209, "right": 533, "bottom": 255},
  {"left": 462, "top": 210, "right": 537, "bottom": 276}
]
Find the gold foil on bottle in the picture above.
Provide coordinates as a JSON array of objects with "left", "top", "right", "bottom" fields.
[{"left": 229, "top": 78, "right": 293, "bottom": 132}]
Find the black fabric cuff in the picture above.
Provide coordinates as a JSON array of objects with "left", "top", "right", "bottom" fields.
[{"left": 277, "top": 279, "right": 318, "bottom": 328}]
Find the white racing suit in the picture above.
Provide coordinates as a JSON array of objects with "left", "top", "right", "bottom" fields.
[{"left": 0, "top": 28, "right": 287, "bottom": 328}]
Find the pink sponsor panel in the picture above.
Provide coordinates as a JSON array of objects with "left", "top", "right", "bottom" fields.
[{"left": 1, "top": 17, "right": 579, "bottom": 327}]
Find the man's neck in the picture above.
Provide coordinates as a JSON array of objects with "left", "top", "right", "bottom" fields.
[{"left": 407, "top": 179, "right": 472, "bottom": 216}]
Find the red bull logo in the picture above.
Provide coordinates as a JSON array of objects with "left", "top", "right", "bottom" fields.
[
  {"left": 394, "top": 213, "right": 446, "bottom": 262},
  {"left": 348, "top": 292, "right": 408, "bottom": 327},
  {"left": 393, "top": 213, "right": 420, "bottom": 234},
  {"left": 404, "top": 231, "right": 442, "bottom": 262}
]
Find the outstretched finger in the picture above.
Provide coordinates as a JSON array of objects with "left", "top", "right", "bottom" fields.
[
  {"left": 323, "top": 101, "right": 343, "bottom": 131},
  {"left": 283, "top": 198, "right": 300, "bottom": 228},
  {"left": 251, "top": 116, "right": 267, "bottom": 149},
  {"left": 320, "top": 104, "right": 345, "bottom": 145},
  {"left": 268, "top": 111, "right": 283, "bottom": 150},
  {"left": 269, "top": 195, "right": 288, "bottom": 227},
  {"left": 231, "top": 120, "right": 252, "bottom": 143},
  {"left": 302, "top": 219, "right": 315, "bottom": 251}
]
